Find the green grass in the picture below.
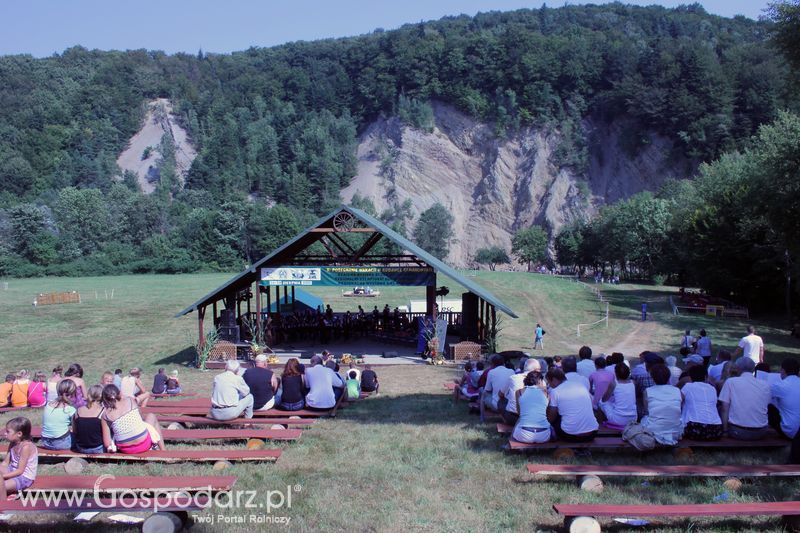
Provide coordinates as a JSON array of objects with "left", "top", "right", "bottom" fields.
[{"left": 0, "top": 273, "right": 799, "bottom": 531}]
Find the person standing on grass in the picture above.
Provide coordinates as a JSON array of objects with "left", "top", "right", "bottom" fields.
[
  {"left": 696, "top": 329, "right": 713, "bottom": 365},
  {"left": 534, "top": 323, "right": 545, "bottom": 350},
  {"left": 768, "top": 358, "right": 800, "bottom": 439},
  {"left": 209, "top": 360, "right": 254, "bottom": 421},
  {"left": 719, "top": 357, "right": 771, "bottom": 440},
  {"left": 641, "top": 301, "right": 647, "bottom": 321},
  {"left": 733, "top": 325, "right": 765, "bottom": 364},
  {"left": 546, "top": 367, "right": 598, "bottom": 442},
  {"left": 680, "top": 330, "right": 694, "bottom": 351}
]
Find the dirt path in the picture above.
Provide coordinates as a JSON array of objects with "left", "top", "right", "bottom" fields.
[{"left": 605, "top": 318, "right": 658, "bottom": 355}]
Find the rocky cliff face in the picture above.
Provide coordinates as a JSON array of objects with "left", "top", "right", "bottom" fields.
[
  {"left": 116, "top": 98, "right": 197, "bottom": 193},
  {"left": 340, "top": 102, "right": 692, "bottom": 267}
]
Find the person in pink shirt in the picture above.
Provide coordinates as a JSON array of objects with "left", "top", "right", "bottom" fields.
[
  {"left": 589, "top": 357, "right": 615, "bottom": 409},
  {"left": 26, "top": 372, "right": 47, "bottom": 408}
]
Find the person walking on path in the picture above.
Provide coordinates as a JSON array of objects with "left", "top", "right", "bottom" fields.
[
  {"left": 534, "top": 323, "right": 545, "bottom": 350},
  {"left": 641, "top": 302, "right": 647, "bottom": 322}
]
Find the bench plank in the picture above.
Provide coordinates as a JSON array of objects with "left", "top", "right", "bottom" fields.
[
  {"left": 509, "top": 436, "right": 790, "bottom": 451},
  {"left": 554, "top": 501, "right": 800, "bottom": 518},
  {"left": 498, "top": 423, "right": 621, "bottom": 437},
  {"left": 1, "top": 495, "right": 210, "bottom": 513},
  {"left": 143, "top": 406, "right": 331, "bottom": 417},
  {"left": 24, "top": 448, "right": 281, "bottom": 463},
  {"left": 27, "top": 475, "right": 236, "bottom": 492},
  {"left": 157, "top": 415, "right": 316, "bottom": 427},
  {"left": 529, "top": 464, "right": 800, "bottom": 477},
  {"left": 32, "top": 427, "right": 301, "bottom": 441}
]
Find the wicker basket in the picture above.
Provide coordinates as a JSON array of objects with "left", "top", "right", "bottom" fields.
[
  {"left": 208, "top": 340, "right": 237, "bottom": 361},
  {"left": 450, "top": 341, "right": 483, "bottom": 361}
]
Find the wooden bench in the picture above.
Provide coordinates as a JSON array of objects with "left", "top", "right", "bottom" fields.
[
  {"left": 32, "top": 427, "right": 301, "bottom": 442},
  {"left": 554, "top": 501, "right": 800, "bottom": 530},
  {"left": 143, "top": 406, "right": 332, "bottom": 417},
  {"left": 23, "top": 448, "right": 281, "bottom": 463},
  {"left": 443, "top": 382, "right": 456, "bottom": 391},
  {"left": 509, "top": 436, "right": 790, "bottom": 451},
  {"left": 34, "top": 291, "right": 80, "bottom": 306},
  {"left": 157, "top": 415, "right": 316, "bottom": 427},
  {"left": 151, "top": 392, "right": 198, "bottom": 398},
  {"left": 528, "top": 464, "right": 800, "bottom": 478},
  {"left": 26, "top": 475, "right": 236, "bottom": 492},
  {"left": 498, "top": 423, "right": 621, "bottom": 437}
]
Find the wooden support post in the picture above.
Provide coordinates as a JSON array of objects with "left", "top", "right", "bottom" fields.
[
  {"left": 198, "top": 306, "right": 206, "bottom": 350},
  {"left": 212, "top": 302, "right": 217, "bottom": 327},
  {"left": 275, "top": 287, "right": 280, "bottom": 312},
  {"left": 266, "top": 287, "right": 271, "bottom": 315},
  {"left": 426, "top": 283, "right": 437, "bottom": 319},
  {"left": 291, "top": 286, "right": 296, "bottom": 312},
  {"left": 283, "top": 286, "right": 288, "bottom": 311},
  {"left": 255, "top": 283, "right": 262, "bottom": 343},
  {"left": 491, "top": 305, "right": 497, "bottom": 341}
]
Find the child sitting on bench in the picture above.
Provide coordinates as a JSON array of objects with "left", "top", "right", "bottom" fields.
[
  {"left": 0, "top": 417, "right": 37, "bottom": 500},
  {"left": 0, "top": 374, "right": 15, "bottom": 408}
]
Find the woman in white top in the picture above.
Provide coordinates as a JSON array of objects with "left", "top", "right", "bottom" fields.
[
  {"left": 598, "top": 363, "right": 637, "bottom": 427},
  {"left": 46, "top": 365, "right": 63, "bottom": 403},
  {"left": 640, "top": 364, "right": 683, "bottom": 445},
  {"left": 680, "top": 364, "right": 722, "bottom": 440}
]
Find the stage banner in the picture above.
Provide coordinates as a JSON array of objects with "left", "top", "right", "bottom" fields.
[{"left": 260, "top": 266, "right": 435, "bottom": 287}]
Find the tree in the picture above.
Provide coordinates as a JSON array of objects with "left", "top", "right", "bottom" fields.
[
  {"left": 554, "top": 223, "right": 584, "bottom": 272},
  {"left": 474, "top": 246, "right": 510, "bottom": 271},
  {"left": 769, "top": 1, "right": 800, "bottom": 71},
  {"left": 413, "top": 203, "right": 453, "bottom": 260},
  {"left": 511, "top": 226, "right": 548, "bottom": 271}
]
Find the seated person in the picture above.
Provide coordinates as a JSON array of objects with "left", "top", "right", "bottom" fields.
[
  {"left": 665, "top": 355, "right": 682, "bottom": 386},
  {"left": 502, "top": 358, "right": 541, "bottom": 426},
  {"left": 112, "top": 369, "right": 123, "bottom": 389},
  {"left": 165, "top": 370, "right": 182, "bottom": 394},
  {"left": 708, "top": 350, "right": 732, "bottom": 385},
  {"left": 589, "top": 357, "right": 614, "bottom": 409},
  {"left": 576, "top": 346, "right": 595, "bottom": 379},
  {"left": 120, "top": 368, "right": 150, "bottom": 407},
  {"left": 0, "top": 374, "right": 13, "bottom": 408},
  {"left": 11, "top": 370, "right": 30, "bottom": 408},
  {"left": 598, "top": 363, "right": 637, "bottom": 427},
  {"left": 243, "top": 354, "right": 280, "bottom": 411},
  {"left": 73, "top": 385, "right": 106, "bottom": 454},
  {"left": 277, "top": 358, "right": 306, "bottom": 411},
  {"left": 41, "top": 380, "right": 77, "bottom": 450},
  {"left": 360, "top": 365, "right": 379, "bottom": 394},
  {"left": 640, "top": 364, "right": 683, "bottom": 446},
  {"left": 632, "top": 352, "right": 661, "bottom": 417},
  {"left": 562, "top": 356, "right": 590, "bottom": 392},
  {"left": 346, "top": 363, "right": 361, "bottom": 382},
  {"left": 101, "top": 384, "right": 165, "bottom": 453},
  {"left": 209, "top": 360, "right": 253, "bottom": 421},
  {"left": 0, "top": 417, "right": 38, "bottom": 500},
  {"left": 719, "top": 357, "right": 771, "bottom": 440},
  {"left": 305, "top": 355, "right": 345, "bottom": 410},
  {"left": 769, "top": 358, "right": 800, "bottom": 438},
  {"left": 546, "top": 367, "right": 598, "bottom": 442},
  {"left": 100, "top": 371, "right": 114, "bottom": 387},
  {"left": 27, "top": 372, "right": 47, "bottom": 408},
  {"left": 680, "top": 365, "right": 722, "bottom": 441},
  {"left": 345, "top": 370, "right": 361, "bottom": 400},
  {"left": 151, "top": 368, "right": 168, "bottom": 394},
  {"left": 512, "top": 370, "right": 551, "bottom": 444},
  {"left": 483, "top": 355, "right": 515, "bottom": 412},
  {"left": 455, "top": 362, "right": 480, "bottom": 401}
]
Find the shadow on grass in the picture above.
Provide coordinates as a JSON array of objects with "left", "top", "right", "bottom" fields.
[{"left": 153, "top": 345, "right": 196, "bottom": 366}]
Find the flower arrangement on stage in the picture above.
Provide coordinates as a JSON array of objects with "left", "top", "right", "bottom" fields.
[
  {"left": 267, "top": 354, "right": 280, "bottom": 364},
  {"left": 427, "top": 337, "right": 444, "bottom": 365},
  {"left": 340, "top": 353, "right": 353, "bottom": 364}
]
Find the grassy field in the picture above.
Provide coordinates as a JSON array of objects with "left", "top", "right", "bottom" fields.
[{"left": 0, "top": 272, "right": 799, "bottom": 531}]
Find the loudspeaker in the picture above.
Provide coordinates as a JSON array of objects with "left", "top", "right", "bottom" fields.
[{"left": 218, "top": 326, "right": 240, "bottom": 343}]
